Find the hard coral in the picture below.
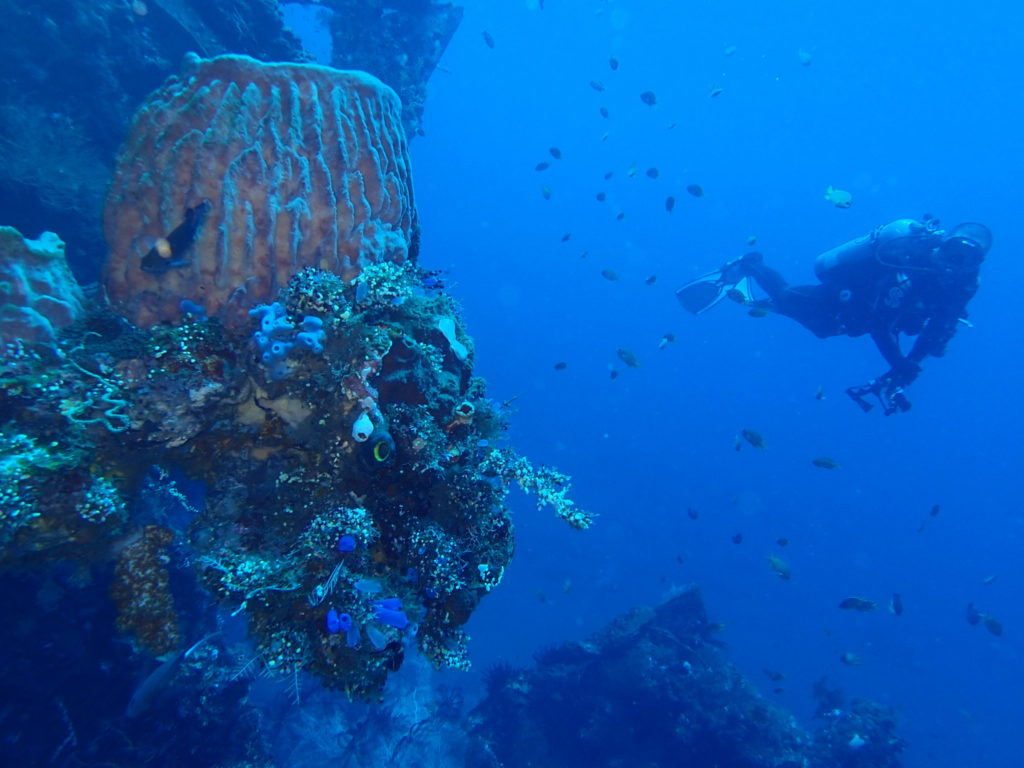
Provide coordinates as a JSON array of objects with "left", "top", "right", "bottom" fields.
[
  {"left": 103, "top": 53, "right": 418, "bottom": 330},
  {"left": 0, "top": 227, "right": 84, "bottom": 346}
]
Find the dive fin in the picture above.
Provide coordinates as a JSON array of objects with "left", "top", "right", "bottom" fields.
[
  {"left": 676, "top": 256, "right": 756, "bottom": 315},
  {"left": 675, "top": 268, "right": 736, "bottom": 315}
]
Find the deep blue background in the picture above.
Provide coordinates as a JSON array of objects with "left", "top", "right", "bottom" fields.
[{"left": 391, "top": 1, "right": 1022, "bottom": 766}]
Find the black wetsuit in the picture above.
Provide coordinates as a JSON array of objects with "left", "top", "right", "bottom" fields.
[{"left": 742, "top": 252, "right": 978, "bottom": 385}]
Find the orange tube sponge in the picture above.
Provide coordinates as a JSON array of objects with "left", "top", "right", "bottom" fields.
[{"left": 102, "top": 54, "right": 418, "bottom": 330}]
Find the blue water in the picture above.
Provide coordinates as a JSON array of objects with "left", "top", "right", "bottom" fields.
[{"left": 404, "top": 2, "right": 1022, "bottom": 766}]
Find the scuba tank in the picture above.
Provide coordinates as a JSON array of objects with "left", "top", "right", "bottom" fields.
[{"left": 814, "top": 219, "right": 942, "bottom": 284}]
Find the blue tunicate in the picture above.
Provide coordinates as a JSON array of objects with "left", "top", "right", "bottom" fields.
[
  {"left": 249, "top": 305, "right": 326, "bottom": 379},
  {"left": 373, "top": 597, "right": 402, "bottom": 611},
  {"left": 404, "top": 567, "right": 419, "bottom": 584},
  {"left": 295, "top": 331, "right": 323, "bottom": 352},
  {"left": 345, "top": 623, "right": 360, "bottom": 648},
  {"left": 354, "top": 281, "right": 369, "bottom": 304},
  {"left": 354, "top": 578, "right": 382, "bottom": 594},
  {"left": 326, "top": 609, "right": 341, "bottom": 634},
  {"left": 374, "top": 607, "right": 409, "bottom": 630},
  {"left": 337, "top": 535, "right": 357, "bottom": 552},
  {"left": 270, "top": 340, "right": 293, "bottom": 357},
  {"left": 179, "top": 299, "right": 207, "bottom": 320},
  {"left": 390, "top": 296, "right": 407, "bottom": 306},
  {"left": 337, "top": 612, "right": 353, "bottom": 633},
  {"left": 365, "top": 624, "right": 388, "bottom": 650}
]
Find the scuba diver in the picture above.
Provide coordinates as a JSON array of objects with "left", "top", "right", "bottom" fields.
[{"left": 676, "top": 218, "right": 991, "bottom": 415}]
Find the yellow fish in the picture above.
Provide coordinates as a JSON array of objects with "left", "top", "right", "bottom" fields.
[{"left": 824, "top": 185, "right": 853, "bottom": 208}]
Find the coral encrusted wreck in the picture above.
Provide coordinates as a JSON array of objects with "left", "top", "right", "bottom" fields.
[
  {"left": 0, "top": 54, "right": 587, "bottom": 700},
  {"left": 469, "top": 587, "right": 904, "bottom": 768}
]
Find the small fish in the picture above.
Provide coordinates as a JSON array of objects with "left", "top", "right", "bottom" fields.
[
  {"left": 126, "top": 633, "right": 218, "bottom": 717},
  {"left": 599, "top": 106, "right": 610, "bottom": 119},
  {"left": 840, "top": 652, "right": 863, "bottom": 666},
  {"left": 535, "top": 161, "right": 550, "bottom": 171},
  {"left": 686, "top": 184, "right": 705, "bottom": 198},
  {"left": 797, "top": 49, "right": 813, "bottom": 66},
  {"left": 554, "top": 361, "right": 567, "bottom": 371},
  {"left": 483, "top": 30, "right": 495, "bottom": 49},
  {"left": 665, "top": 196, "right": 676, "bottom": 213},
  {"left": 609, "top": 369, "right": 619, "bottom": 380},
  {"left": 768, "top": 555, "right": 791, "bottom": 580},
  {"left": 686, "top": 506, "right": 699, "bottom": 520},
  {"left": 609, "top": 56, "right": 619, "bottom": 70},
  {"left": 561, "top": 232, "right": 571, "bottom": 242},
  {"left": 541, "top": 185, "right": 552, "bottom": 200},
  {"left": 746, "top": 235, "right": 758, "bottom": 245},
  {"left": 889, "top": 593, "right": 904, "bottom": 616},
  {"left": 741, "top": 429, "right": 766, "bottom": 450},
  {"left": 646, "top": 167, "right": 660, "bottom": 179},
  {"left": 590, "top": 79, "right": 605, "bottom": 92},
  {"left": 616, "top": 348, "right": 639, "bottom": 367},
  {"left": 733, "top": 435, "right": 742, "bottom": 452},
  {"left": 726, "top": 288, "right": 747, "bottom": 304},
  {"left": 627, "top": 162, "right": 639, "bottom": 177},
  {"left": 731, "top": 533, "right": 744, "bottom": 544},
  {"left": 603, "top": 170, "right": 614, "bottom": 180},
  {"left": 982, "top": 614, "right": 1003, "bottom": 636},
  {"left": 815, "top": 385, "right": 826, "bottom": 400},
  {"left": 776, "top": 537, "right": 789, "bottom": 547},
  {"left": 579, "top": 251, "right": 589, "bottom": 259},
  {"left": 966, "top": 602, "right": 981, "bottom": 625},
  {"left": 601, "top": 268, "right": 619, "bottom": 281},
  {"left": 724, "top": 45, "right": 737, "bottom": 56},
  {"left": 748, "top": 307, "right": 770, "bottom": 318},
  {"left": 549, "top": 147, "right": 562, "bottom": 160},
  {"left": 763, "top": 669, "right": 786, "bottom": 682},
  {"left": 824, "top": 185, "right": 853, "bottom": 208},
  {"left": 930, "top": 503, "right": 941, "bottom": 517},
  {"left": 645, "top": 275, "right": 658, "bottom": 285},
  {"left": 709, "top": 86, "right": 724, "bottom": 98},
  {"left": 812, "top": 456, "right": 841, "bottom": 470},
  {"left": 139, "top": 200, "right": 212, "bottom": 274},
  {"left": 615, "top": 212, "right": 626, "bottom": 221},
  {"left": 658, "top": 333, "right": 675, "bottom": 349},
  {"left": 601, "top": 132, "right": 610, "bottom": 142},
  {"left": 596, "top": 191, "right": 607, "bottom": 202},
  {"left": 562, "top": 578, "right": 573, "bottom": 594},
  {"left": 639, "top": 90, "right": 657, "bottom": 106},
  {"left": 982, "top": 574, "right": 998, "bottom": 585},
  {"left": 838, "top": 597, "right": 876, "bottom": 612}
]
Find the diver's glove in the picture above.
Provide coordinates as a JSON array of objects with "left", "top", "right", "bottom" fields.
[{"left": 883, "top": 359, "right": 922, "bottom": 388}]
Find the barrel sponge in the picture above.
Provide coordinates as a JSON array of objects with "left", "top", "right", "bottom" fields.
[
  {"left": 102, "top": 53, "right": 418, "bottom": 330},
  {"left": 0, "top": 227, "right": 85, "bottom": 346}
]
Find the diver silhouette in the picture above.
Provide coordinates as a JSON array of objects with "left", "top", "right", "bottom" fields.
[{"left": 677, "top": 218, "right": 991, "bottom": 415}]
